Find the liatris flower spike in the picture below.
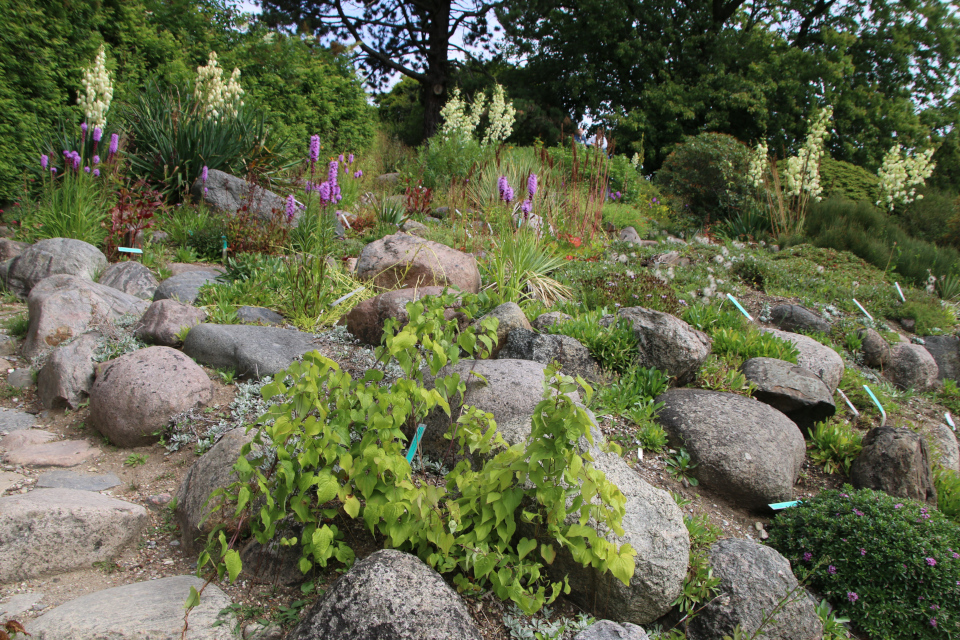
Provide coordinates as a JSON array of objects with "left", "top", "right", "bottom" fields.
[
  {"left": 521, "top": 200, "right": 532, "bottom": 216},
  {"left": 84, "top": 166, "right": 91, "bottom": 173},
  {"left": 201, "top": 166, "right": 209, "bottom": 183},
  {"left": 354, "top": 170, "right": 363, "bottom": 179},
  {"left": 81, "top": 122, "right": 88, "bottom": 135},
  {"left": 328, "top": 160, "right": 338, "bottom": 186},
  {"left": 318, "top": 181, "right": 332, "bottom": 204},
  {"left": 40, "top": 154, "right": 48, "bottom": 170},
  {"left": 348, "top": 153, "right": 354, "bottom": 164},
  {"left": 310, "top": 135, "right": 320, "bottom": 163},
  {"left": 338, "top": 154, "right": 344, "bottom": 163},
  {"left": 93, "top": 169, "right": 100, "bottom": 177},
  {"left": 93, "top": 127, "right": 102, "bottom": 143},
  {"left": 109, "top": 133, "right": 119, "bottom": 157},
  {"left": 93, "top": 155, "right": 100, "bottom": 165},
  {"left": 285, "top": 194, "right": 296, "bottom": 222},
  {"left": 527, "top": 173, "right": 537, "bottom": 198}
]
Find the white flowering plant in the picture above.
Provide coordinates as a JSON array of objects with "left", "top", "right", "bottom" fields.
[
  {"left": 77, "top": 45, "right": 113, "bottom": 128},
  {"left": 438, "top": 84, "right": 516, "bottom": 147},
  {"left": 876, "top": 143, "right": 936, "bottom": 211},
  {"left": 195, "top": 52, "right": 245, "bottom": 121}
]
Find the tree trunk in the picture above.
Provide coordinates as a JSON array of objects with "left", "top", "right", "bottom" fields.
[{"left": 421, "top": 79, "right": 446, "bottom": 140}]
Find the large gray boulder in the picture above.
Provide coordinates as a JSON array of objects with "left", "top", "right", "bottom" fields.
[
  {"left": 542, "top": 448, "right": 689, "bottom": 624},
  {"left": 0, "top": 488, "right": 147, "bottom": 583},
  {"left": 89, "top": 346, "right": 214, "bottom": 448},
  {"left": 858, "top": 328, "right": 891, "bottom": 368},
  {"left": 134, "top": 298, "right": 208, "bottom": 346},
  {"left": 924, "top": 422, "right": 960, "bottom": 473},
  {"left": 22, "top": 274, "right": 149, "bottom": 359},
  {"left": 288, "top": 549, "right": 483, "bottom": 640},
  {"left": 923, "top": 335, "right": 960, "bottom": 382},
  {"left": 27, "top": 575, "right": 235, "bottom": 640},
  {"left": 851, "top": 426, "right": 937, "bottom": 504},
  {"left": 740, "top": 357, "right": 835, "bottom": 429},
  {"left": 1, "top": 238, "right": 107, "bottom": 298},
  {"left": 153, "top": 270, "right": 221, "bottom": 305},
  {"left": 656, "top": 390, "right": 805, "bottom": 509},
  {"left": 763, "top": 328, "right": 844, "bottom": 393},
  {"left": 98, "top": 260, "right": 159, "bottom": 300},
  {"left": 499, "top": 328, "right": 601, "bottom": 382},
  {"left": 421, "top": 359, "right": 568, "bottom": 458},
  {"left": 477, "top": 302, "right": 532, "bottom": 358},
  {"left": 37, "top": 331, "right": 100, "bottom": 409},
  {"left": 885, "top": 343, "right": 940, "bottom": 392},
  {"left": 600, "top": 307, "right": 711, "bottom": 385},
  {"left": 769, "top": 304, "right": 831, "bottom": 334},
  {"left": 183, "top": 324, "right": 318, "bottom": 379},
  {"left": 342, "top": 286, "right": 461, "bottom": 346},
  {"left": 192, "top": 168, "right": 287, "bottom": 224},
  {"left": 686, "top": 539, "right": 823, "bottom": 640},
  {"left": 355, "top": 233, "right": 481, "bottom": 293},
  {"left": 532, "top": 311, "right": 573, "bottom": 333},
  {"left": 176, "top": 428, "right": 255, "bottom": 554}
]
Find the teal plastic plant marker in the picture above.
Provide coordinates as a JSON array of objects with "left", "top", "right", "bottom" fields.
[
  {"left": 725, "top": 293, "right": 753, "bottom": 321},
  {"left": 331, "top": 287, "right": 364, "bottom": 307},
  {"left": 769, "top": 501, "right": 800, "bottom": 510},
  {"left": 836, "top": 388, "right": 859, "bottom": 418},
  {"left": 863, "top": 385, "right": 886, "bottom": 426},
  {"left": 117, "top": 247, "right": 143, "bottom": 254},
  {"left": 894, "top": 282, "right": 906, "bottom": 302},
  {"left": 852, "top": 298, "right": 874, "bottom": 321},
  {"left": 406, "top": 424, "right": 426, "bottom": 463},
  {"left": 947, "top": 412, "right": 956, "bottom": 431}
]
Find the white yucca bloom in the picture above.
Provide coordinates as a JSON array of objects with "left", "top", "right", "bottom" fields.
[
  {"left": 876, "top": 144, "right": 936, "bottom": 211},
  {"left": 784, "top": 106, "right": 833, "bottom": 202},
  {"left": 439, "top": 87, "right": 487, "bottom": 142},
  {"left": 631, "top": 152, "right": 642, "bottom": 169},
  {"left": 482, "top": 84, "right": 515, "bottom": 146},
  {"left": 196, "top": 52, "right": 244, "bottom": 120},
  {"left": 78, "top": 45, "right": 113, "bottom": 128},
  {"left": 747, "top": 141, "right": 768, "bottom": 189}
]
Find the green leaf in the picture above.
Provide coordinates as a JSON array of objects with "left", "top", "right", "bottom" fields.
[
  {"left": 184, "top": 586, "right": 201, "bottom": 610},
  {"left": 315, "top": 472, "right": 339, "bottom": 504},
  {"left": 517, "top": 537, "right": 537, "bottom": 560},
  {"left": 224, "top": 549, "right": 242, "bottom": 583},
  {"left": 343, "top": 495, "right": 361, "bottom": 518},
  {"left": 540, "top": 543, "right": 557, "bottom": 564}
]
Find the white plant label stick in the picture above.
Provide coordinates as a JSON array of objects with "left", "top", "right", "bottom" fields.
[
  {"left": 836, "top": 388, "right": 859, "bottom": 418},
  {"left": 894, "top": 282, "right": 905, "bottom": 302},
  {"left": 852, "top": 298, "right": 874, "bottom": 321}
]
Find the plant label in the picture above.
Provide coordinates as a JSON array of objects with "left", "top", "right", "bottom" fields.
[
  {"left": 852, "top": 298, "right": 873, "bottom": 321},
  {"left": 725, "top": 293, "right": 753, "bottom": 321},
  {"left": 406, "top": 424, "right": 426, "bottom": 463}
]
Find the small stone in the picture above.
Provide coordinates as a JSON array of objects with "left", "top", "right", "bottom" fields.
[
  {"left": 760, "top": 530, "right": 769, "bottom": 540},
  {"left": 754, "top": 522, "right": 763, "bottom": 531},
  {"left": 145, "top": 493, "right": 173, "bottom": 510},
  {"left": 6, "top": 368, "right": 35, "bottom": 389}
]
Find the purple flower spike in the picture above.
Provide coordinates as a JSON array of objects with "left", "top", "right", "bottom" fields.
[
  {"left": 109, "top": 133, "right": 119, "bottom": 156},
  {"left": 328, "top": 160, "right": 338, "bottom": 186},
  {"left": 338, "top": 154, "right": 344, "bottom": 163},
  {"left": 51, "top": 167, "right": 57, "bottom": 174},
  {"left": 310, "top": 135, "right": 320, "bottom": 163},
  {"left": 41, "top": 154, "right": 48, "bottom": 170},
  {"left": 84, "top": 166, "right": 90, "bottom": 173},
  {"left": 285, "top": 194, "right": 296, "bottom": 222},
  {"left": 93, "top": 155, "right": 100, "bottom": 165},
  {"left": 348, "top": 153, "right": 354, "bottom": 164},
  {"left": 354, "top": 170, "right": 363, "bottom": 179},
  {"left": 93, "top": 169, "right": 100, "bottom": 177},
  {"left": 201, "top": 165, "right": 209, "bottom": 183},
  {"left": 93, "top": 127, "right": 102, "bottom": 143},
  {"left": 521, "top": 200, "right": 532, "bottom": 216},
  {"left": 81, "top": 122, "right": 88, "bottom": 134},
  {"left": 527, "top": 173, "right": 538, "bottom": 199},
  {"left": 318, "top": 181, "right": 331, "bottom": 204},
  {"left": 71, "top": 152, "right": 81, "bottom": 170}
]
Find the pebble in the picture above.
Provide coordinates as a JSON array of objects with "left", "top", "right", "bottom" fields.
[{"left": 754, "top": 521, "right": 764, "bottom": 531}]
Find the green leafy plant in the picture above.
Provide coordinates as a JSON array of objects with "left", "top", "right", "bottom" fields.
[
  {"left": 216, "top": 368, "right": 237, "bottom": 385},
  {"left": 17, "top": 162, "right": 110, "bottom": 246},
  {"left": 124, "top": 453, "right": 147, "bottom": 467},
  {"left": 807, "top": 419, "right": 864, "bottom": 476},
  {"left": 695, "top": 355, "right": 758, "bottom": 396},
  {"left": 710, "top": 327, "right": 800, "bottom": 365},
  {"left": 673, "top": 513, "right": 721, "bottom": 612},
  {"left": 681, "top": 303, "right": 746, "bottom": 334},
  {"left": 934, "top": 466, "right": 960, "bottom": 523},
  {"left": 196, "top": 294, "right": 636, "bottom": 615},
  {"left": 768, "top": 487, "right": 960, "bottom": 639},
  {"left": 815, "top": 598, "right": 852, "bottom": 639},
  {"left": 547, "top": 312, "right": 638, "bottom": 375},
  {"left": 594, "top": 365, "right": 669, "bottom": 416},
  {"left": 666, "top": 448, "right": 699, "bottom": 486}
]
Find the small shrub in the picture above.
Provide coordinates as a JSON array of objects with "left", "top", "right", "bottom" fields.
[
  {"left": 666, "top": 448, "right": 699, "bottom": 486},
  {"left": 681, "top": 303, "right": 746, "bottom": 333},
  {"left": 818, "top": 157, "right": 880, "bottom": 204},
  {"left": 808, "top": 419, "right": 863, "bottom": 476},
  {"left": 594, "top": 366, "right": 669, "bottom": 415},
  {"left": 655, "top": 132, "right": 754, "bottom": 224},
  {"left": 768, "top": 487, "right": 960, "bottom": 639},
  {"left": 732, "top": 255, "right": 769, "bottom": 291}
]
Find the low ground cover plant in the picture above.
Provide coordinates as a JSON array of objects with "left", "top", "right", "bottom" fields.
[{"left": 768, "top": 487, "right": 960, "bottom": 638}]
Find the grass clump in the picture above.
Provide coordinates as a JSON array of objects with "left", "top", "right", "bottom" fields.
[
  {"left": 710, "top": 326, "right": 799, "bottom": 365},
  {"left": 768, "top": 487, "right": 960, "bottom": 639},
  {"left": 546, "top": 311, "right": 638, "bottom": 375},
  {"left": 3, "top": 314, "right": 29, "bottom": 338}
]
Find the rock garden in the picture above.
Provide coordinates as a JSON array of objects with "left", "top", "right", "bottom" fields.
[{"left": 2, "top": 25, "right": 960, "bottom": 640}]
